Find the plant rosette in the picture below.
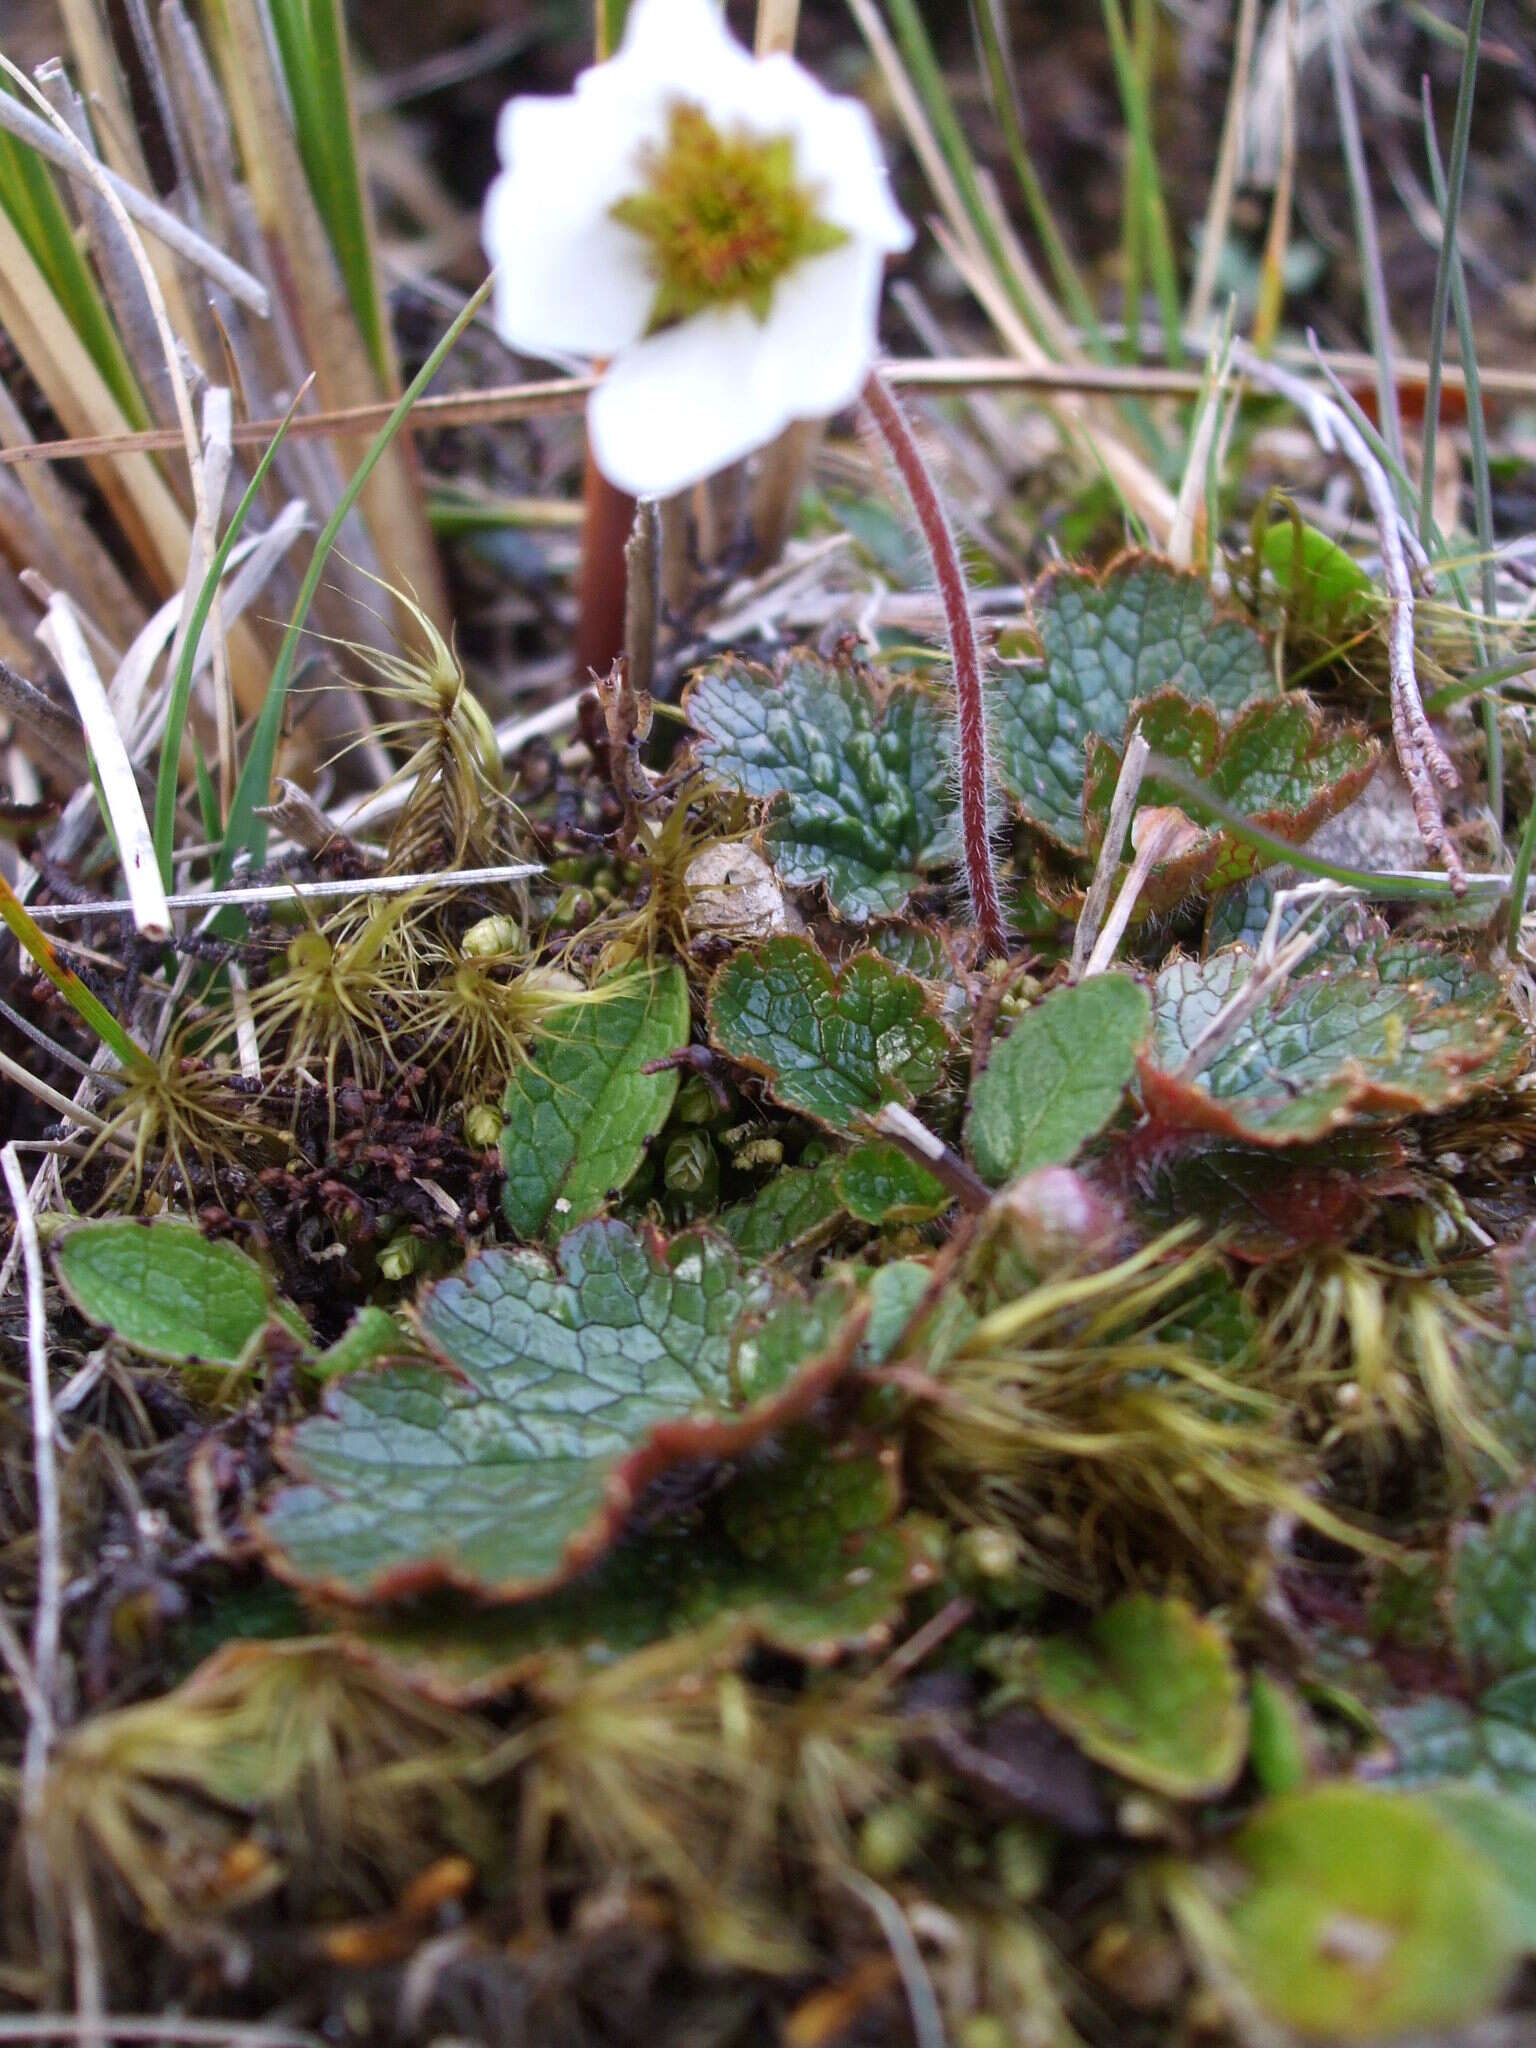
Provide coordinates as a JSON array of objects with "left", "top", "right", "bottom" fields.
[{"left": 481, "top": 0, "right": 912, "bottom": 495}]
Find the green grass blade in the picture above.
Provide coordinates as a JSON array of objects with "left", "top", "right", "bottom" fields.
[
  {"left": 1324, "top": 0, "right": 1402, "bottom": 468},
  {"left": 267, "top": 0, "right": 391, "bottom": 385},
  {"left": 153, "top": 380, "right": 310, "bottom": 885},
  {"left": 1101, "top": 0, "right": 1182, "bottom": 363},
  {"left": 967, "top": 0, "right": 1102, "bottom": 346},
  {"left": 876, "top": 0, "right": 1056, "bottom": 354},
  {"left": 1421, "top": 59, "right": 1499, "bottom": 827},
  {"left": 1416, "top": 0, "right": 1484, "bottom": 548},
  {"left": 214, "top": 276, "right": 492, "bottom": 886},
  {"left": 1146, "top": 756, "right": 1495, "bottom": 905},
  {"left": 0, "top": 83, "right": 147, "bottom": 429},
  {"left": 0, "top": 874, "right": 150, "bottom": 1073}
]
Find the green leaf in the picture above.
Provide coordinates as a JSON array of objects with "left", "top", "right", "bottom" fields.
[
  {"left": 1471, "top": 1235, "right": 1536, "bottom": 1466},
  {"left": 1083, "top": 691, "right": 1378, "bottom": 906},
  {"left": 1382, "top": 1682, "right": 1536, "bottom": 1805},
  {"left": 309, "top": 1307, "right": 414, "bottom": 1381},
  {"left": 684, "top": 652, "right": 955, "bottom": 919},
  {"left": 837, "top": 1141, "right": 948, "bottom": 1224},
  {"left": 859, "top": 1258, "right": 937, "bottom": 1366},
  {"left": 259, "top": 1219, "right": 868, "bottom": 1603},
  {"left": 1142, "top": 943, "right": 1519, "bottom": 1146},
  {"left": 1261, "top": 514, "right": 1378, "bottom": 629},
  {"left": 54, "top": 1219, "right": 299, "bottom": 1368},
  {"left": 500, "top": 964, "right": 689, "bottom": 1239},
  {"left": 335, "top": 1429, "right": 931, "bottom": 1700},
  {"left": 1452, "top": 1494, "right": 1536, "bottom": 1683},
  {"left": 1424, "top": 1784, "right": 1536, "bottom": 1949},
  {"left": 967, "top": 976, "right": 1149, "bottom": 1185},
  {"left": 1219, "top": 1786, "right": 1519, "bottom": 2040},
  {"left": 1030, "top": 1594, "right": 1248, "bottom": 1798},
  {"left": 992, "top": 555, "right": 1273, "bottom": 848},
  {"left": 1122, "top": 1129, "right": 1411, "bottom": 1259},
  {"left": 708, "top": 938, "right": 951, "bottom": 1130},
  {"left": 719, "top": 1160, "right": 845, "bottom": 1258}
]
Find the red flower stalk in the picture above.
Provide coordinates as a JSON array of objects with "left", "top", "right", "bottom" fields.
[{"left": 861, "top": 368, "right": 1008, "bottom": 958}]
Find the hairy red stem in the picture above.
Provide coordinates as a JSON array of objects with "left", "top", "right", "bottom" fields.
[{"left": 861, "top": 370, "right": 1008, "bottom": 958}]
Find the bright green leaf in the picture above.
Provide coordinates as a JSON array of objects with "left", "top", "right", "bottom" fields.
[
  {"left": 968, "top": 975, "right": 1149, "bottom": 1185},
  {"left": 259, "top": 1219, "right": 867, "bottom": 1602},
  {"left": 708, "top": 937, "right": 951, "bottom": 1130},
  {"left": 684, "top": 652, "right": 955, "bottom": 919},
  {"left": 54, "top": 1219, "right": 298, "bottom": 1368},
  {"left": 1031, "top": 1593, "right": 1248, "bottom": 1798},
  {"left": 1261, "top": 515, "right": 1378, "bottom": 628},
  {"left": 500, "top": 963, "right": 689, "bottom": 1238},
  {"left": 1221, "top": 1786, "right": 1519, "bottom": 2040}
]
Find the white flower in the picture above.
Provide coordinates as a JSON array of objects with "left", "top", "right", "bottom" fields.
[{"left": 481, "top": 0, "right": 912, "bottom": 498}]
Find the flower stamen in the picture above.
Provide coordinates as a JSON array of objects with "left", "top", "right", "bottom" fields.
[{"left": 612, "top": 102, "right": 846, "bottom": 327}]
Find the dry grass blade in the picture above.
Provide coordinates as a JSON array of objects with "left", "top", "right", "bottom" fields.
[
  {"left": 36, "top": 594, "right": 170, "bottom": 940},
  {"left": 1, "top": 1141, "right": 65, "bottom": 1976},
  {"left": 1231, "top": 340, "right": 1462, "bottom": 884},
  {"left": 0, "top": 85, "right": 267, "bottom": 311}
]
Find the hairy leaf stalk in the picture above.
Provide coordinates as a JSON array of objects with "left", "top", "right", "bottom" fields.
[{"left": 861, "top": 369, "right": 1008, "bottom": 957}]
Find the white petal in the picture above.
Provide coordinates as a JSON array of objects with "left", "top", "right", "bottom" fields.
[
  {"left": 759, "top": 239, "right": 884, "bottom": 418},
  {"left": 614, "top": 0, "right": 758, "bottom": 104},
  {"left": 746, "top": 60, "right": 913, "bottom": 253},
  {"left": 483, "top": 93, "right": 660, "bottom": 358},
  {"left": 588, "top": 310, "right": 793, "bottom": 497}
]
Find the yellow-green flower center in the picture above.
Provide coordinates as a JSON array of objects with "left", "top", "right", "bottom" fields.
[{"left": 612, "top": 101, "right": 847, "bottom": 327}]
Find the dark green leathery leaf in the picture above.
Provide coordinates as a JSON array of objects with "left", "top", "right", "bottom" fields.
[
  {"left": 257, "top": 1218, "right": 867, "bottom": 1603},
  {"left": 1215, "top": 1785, "right": 1520, "bottom": 2039},
  {"left": 54, "top": 1217, "right": 306, "bottom": 1368},
  {"left": 1452, "top": 1493, "right": 1536, "bottom": 1682},
  {"left": 499, "top": 962, "right": 689, "bottom": 1239},
  {"left": 991, "top": 554, "right": 1273, "bottom": 849},
  {"left": 967, "top": 975, "right": 1149, "bottom": 1186},
  {"left": 718, "top": 1159, "right": 845, "bottom": 1257},
  {"left": 334, "top": 1428, "right": 934, "bottom": 1700},
  {"left": 1030, "top": 1593, "right": 1248, "bottom": 1798},
  {"left": 1142, "top": 943, "right": 1520, "bottom": 1146},
  {"left": 1081, "top": 689, "right": 1378, "bottom": 907},
  {"left": 837, "top": 1140, "right": 947, "bottom": 1224},
  {"left": 708, "top": 936, "right": 951, "bottom": 1130},
  {"left": 684, "top": 651, "right": 955, "bottom": 919}
]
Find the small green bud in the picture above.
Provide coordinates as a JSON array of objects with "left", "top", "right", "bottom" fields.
[
  {"left": 957, "top": 2020, "right": 1009, "bottom": 2048},
  {"left": 551, "top": 885, "right": 595, "bottom": 929},
  {"left": 798, "top": 1139, "right": 830, "bottom": 1167},
  {"left": 461, "top": 913, "right": 522, "bottom": 959},
  {"left": 731, "top": 1137, "right": 783, "bottom": 1172},
  {"left": 674, "top": 1074, "right": 719, "bottom": 1125},
  {"left": 993, "top": 1820, "right": 1051, "bottom": 1903},
  {"left": 378, "top": 1235, "right": 422, "bottom": 1282},
  {"left": 464, "top": 1104, "right": 503, "bottom": 1149},
  {"left": 663, "top": 1131, "right": 718, "bottom": 1200},
  {"left": 855, "top": 1801, "right": 930, "bottom": 1880}
]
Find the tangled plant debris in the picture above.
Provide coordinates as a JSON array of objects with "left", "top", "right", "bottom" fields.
[{"left": 1, "top": 0, "right": 1536, "bottom": 2042}]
